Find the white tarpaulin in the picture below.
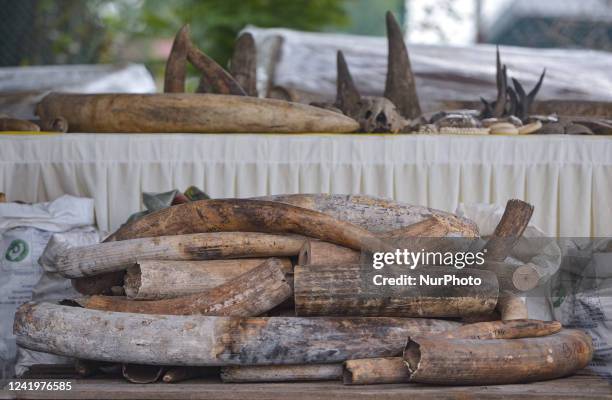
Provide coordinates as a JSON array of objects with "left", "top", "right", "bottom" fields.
[
  {"left": 247, "top": 26, "right": 612, "bottom": 111},
  {"left": 0, "top": 64, "right": 156, "bottom": 119}
]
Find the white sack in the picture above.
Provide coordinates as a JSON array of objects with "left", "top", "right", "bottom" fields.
[{"left": 0, "top": 196, "right": 95, "bottom": 378}]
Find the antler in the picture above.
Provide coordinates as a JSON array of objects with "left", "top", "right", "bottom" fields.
[
  {"left": 384, "top": 11, "right": 421, "bottom": 119},
  {"left": 230, "top": 32, "right": 258, "bottom": 97},
  {"left": 513, "top": 69, "right": 546, "bottom": 120},
  {"left": 506, "top": 86, "right": 518, "bottom": 117},
  {"left": 482, "top": 47, "right": 546, "bottom": 122}
]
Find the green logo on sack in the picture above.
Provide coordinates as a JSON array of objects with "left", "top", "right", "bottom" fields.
[{"left": 5, "top": 239, "right": 29, "bottom": 262}]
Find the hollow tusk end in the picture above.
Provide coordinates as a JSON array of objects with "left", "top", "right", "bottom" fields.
[
  {"left": 404, "top": 340, "right": 421, "bottom": 377},
  {"left": 341, "top": 367, "right": 354, "bottom": 385}
]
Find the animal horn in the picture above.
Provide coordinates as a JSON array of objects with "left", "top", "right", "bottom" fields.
[
  {"left": 230, "top": 32, "right": 258, "bottom": 97},
  {"left": 480, "top": 97, "right": 493, "bottom": 118},
  {"left": 527, "top": 69, "right": 546, "bottom": 103},
  {"left": 511, "top": 77, "right": 527, "bottom": 120},
  {"left": 493, "top": 46, "right": 507, "bottom": 117},
  {"left": 186, "top": 36, "right": 246, "bottom": 96},
  {"left": 336, "top": 50, "right": 361, "bottom": 114},
  {"left": 163, "top": 25, "right": 189, "bottom": 93},
  {"left": 383, "top": 11, "right": 421, "bottom": 119},
  {"left": 522, "top": 68, "right": 546, "bottom": 119},
  {"left": 507, "top": 86, "right": 518, "bottom": 117}
]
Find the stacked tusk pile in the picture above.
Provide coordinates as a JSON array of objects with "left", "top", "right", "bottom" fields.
[{"left": 13, "top": 195, "right": 591, "bottom": 385}]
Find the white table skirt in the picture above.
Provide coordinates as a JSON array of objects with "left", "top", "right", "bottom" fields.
[{"left": 2, "top": 133, "right": 611, "bottom": 237}]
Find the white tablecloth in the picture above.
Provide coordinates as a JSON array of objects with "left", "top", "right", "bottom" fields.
[{"left": 2, "top": 133, "right": 611, "bottom": 237}]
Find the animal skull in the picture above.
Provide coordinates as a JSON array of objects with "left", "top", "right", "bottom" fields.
[
  {"left": 354, "top": 96, "right": 407, "bottom": 133},
  {"left": 332, "top": 12, "right": 421, "bottom": 133}
]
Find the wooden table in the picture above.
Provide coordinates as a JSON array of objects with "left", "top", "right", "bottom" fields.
[{"left": 1, "top": 365, "right": 610, "bottom": 400}]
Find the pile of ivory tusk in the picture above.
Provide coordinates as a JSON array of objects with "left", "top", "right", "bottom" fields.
[{"left": 13, "top": 195, "right": 592, "bottom": 385}]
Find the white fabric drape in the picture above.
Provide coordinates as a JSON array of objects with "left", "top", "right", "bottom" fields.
[{"left": 2, "top": 133, "right": 611, "bottom": 236}]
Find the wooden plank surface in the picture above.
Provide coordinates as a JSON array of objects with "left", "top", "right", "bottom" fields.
[{"left": 1, "top": 366, "right": 610, "bottom": 400}]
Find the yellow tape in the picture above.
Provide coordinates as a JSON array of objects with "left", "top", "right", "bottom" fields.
[{"left": 0, "top": 131, "right": 61, "bottom": 135}]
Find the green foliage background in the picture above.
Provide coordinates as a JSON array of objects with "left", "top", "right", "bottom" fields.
[
  {"left": 133, "top": 0, "right": 349, "bottom": 65},
  {"left": 0, "top": 0, "right": 403, "bottom": 87}
]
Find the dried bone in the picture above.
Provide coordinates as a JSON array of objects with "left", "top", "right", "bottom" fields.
[
  {"left": 439, "top": 127, "right": 490, "bottom": 135},
  {"left": 559, "top": 116, "right": 612, "bottom": 135},
  {"left": 539, "top": 120, "right": 600, "bottom": 135},
  {"left": 564, "top": 123, "right": 593, "bottom": 135},
  {"left": 418, "top": 124, "right": 438, "bottom": 134},
  {"left": 434, "top": 113, "right": 480, "bottom": 129},
  {"left": 518, "top": 120, "right": 542, "bottom": 134},
  {"left": 537, "top": 121, "right": 566, "bottom": 134}
]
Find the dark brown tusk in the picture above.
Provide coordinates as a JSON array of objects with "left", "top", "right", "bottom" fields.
[
  {"left": 76, "top": 258, "right": 292, "bottom": 316},
  {"left": 344, "top": 357, "right": 409, "bottom": 385},
  {"left": 483, "top": 199, "right": 534, "bottom": 262},
  {"left": 0, "top": 117, "right": 41, "bottom": 132},
  {"left": 344, "top": 319, "right": 563, "bottom": 385},
  {"left": 105, "top": 199, "right": 390, "bottom": 252},
  {"left": 164, "top": 25, "right": 189, "bottom": 93},
  {"left": 294, "top": 264, "right": 498, "bottom": 318},
  {"left": 383, "top": 11, "right": 421, "bottom": 119},
  {"left": 440, "top": 319, "right": 562, "bottom": 339},
  {"left": 14, "top": 302, "right": 460, "bottom": 366},
  {"left": 481, "top": 199, "right": 534, "bottom": 318},
  {"left": 56, "top": 232, "right": 304, "bottom": 279},
  {"left": 252, "top": 193, "right": 479, "bottom": 237},
  {"left": 124, "top": 258, "right": 292, "bottom": 300},
  {"left": 72, "top": 271, "right": 124, "bottom": 295},
  {"left": 298, "top": 240, "right": 359, "bottom": 267},
  {"left": 230, "top": 32, "right": 258, "bottom": 96},
  {"left": 404, "top": 329, "right": 593, "bottom": 385},
  {"left": 187, "top": 40, "right": 246, "bottom": 96}
]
